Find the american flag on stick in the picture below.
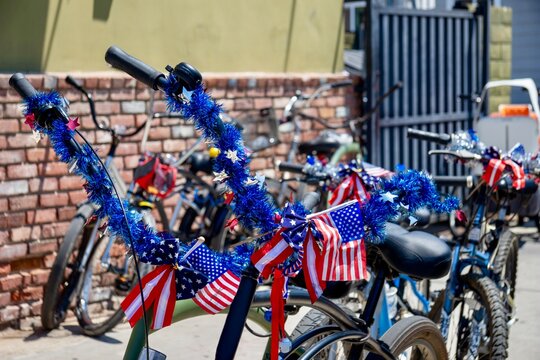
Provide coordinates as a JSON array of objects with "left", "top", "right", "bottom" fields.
[{"left": 309, "top": 200, "right": 368, "bottom": 282}]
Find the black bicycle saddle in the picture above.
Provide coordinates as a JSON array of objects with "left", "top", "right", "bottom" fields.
[
  {"left": 376, "top": 223, "right": 451, "bottom": 280},
  {"left": 298, "top": 132, "right": 343, "bottom": 155}
]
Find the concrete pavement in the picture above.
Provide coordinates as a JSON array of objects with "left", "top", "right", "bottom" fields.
[{"left": 1, "top": 240, "right": 539, "bottom": 359}]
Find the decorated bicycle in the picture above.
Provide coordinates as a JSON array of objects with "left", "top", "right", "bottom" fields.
[{"left": 10, "top": 46, "right": 460, "bottom": 359}]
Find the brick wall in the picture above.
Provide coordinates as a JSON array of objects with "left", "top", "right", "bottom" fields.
[{"left": 0, "top": 71, "right": 355, "bottom": 330}]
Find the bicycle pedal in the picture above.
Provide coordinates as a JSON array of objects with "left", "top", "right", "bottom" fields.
[{"left": 138, "top": 347, "right": 167, "bottom": 360}]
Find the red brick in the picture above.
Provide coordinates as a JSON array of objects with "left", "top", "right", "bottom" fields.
[
  {"left": 0, "top": 179, "right": 29, "bottom": 196},
  {"left": 0, "top": 292, "right": 10, "bottom": 307},
  {"left": 43, "top": 162, "right": 67, "bottom": 176},
  {"left": 249, "top": 158, "right": 267, "bottom": 170},
  {"left": 0, "top": 199, "right": 7, "bottom": 212},
  {"left": 10, "top": 226, "right": 41, "bottom": 242},
  {"left": 110, "top": 88, "right": 135, "bottom": 100},
  {"left": 319, "top": 107, "right": 335, "bottom": 118},
  {"left": 0, "top": 150, "right": 25, "bottom": 164},
  {"left": 20, "top": 271, "right": 31, "bottom": 286},
  {"left": 58, "top": 176, "right": 84, "bottom": 191},
  {"left": 234, "top": 98, "right": 254, "bottom": 110},
  {"left": 26, "top": 148, "right": 57, "bottom": 163},
  {"left": 0, "top": 231, "right": 8, "bottom": 246},
  {"left": 42, "top": 254, "right": 56, "bottom": 268},
  {"left": 0, "top": 119, "right": 20, "bottom": 134},
  {"left": 11, "top": 286, "right": 43, "bottom": 302},
  {"left": 95, "top": 101, "right": 120, "bottom": 114},
  {"left": 41, "top": 222, "right": 70, "bottom": 239},
  {"left": 69, "top": 190, "right": 87, "bottom": 204},
  {"left": 0, "top": 305, "right": 19, "bottom": 323},
  {"left": 63, "top": 89, "right": 82, "bottom": 102},
  {"left": 93, "top": 89, "right": 109, "bottom": 101},
  {"left": 0, "top": 264, "right": 11, "bottom": 276},
  {"left": 148, "top": 127, "right": 171, "bottom": 140},
  {"left": 98, "top": 78, "right": 112, "bottom": 89},
  {"left": 40, "top": 192, "right": 69, "bottom": 206},
  {"left": 30, "top": 300, "right": 43, "bottom": 316},
  {"left": 110, "top": 114, "right": 135, "bottom": 127},
  {"left": 0, "top": 167, "right": 5, "bottom": 181},
  {"left": 27, "top": 209, "right": 56, "bottom": 224},
  {"left": 7, "top": 133, "right": 39, "bottom": 148},
  {"left": 136, "top": 88, "right": 151, "bottom": 100},
  {"left": 4, "top": 103, "right": 22, "bottom": 117},
  {"left": 29, "top": 178, "right": 58, "bottom": 192},
  {"left": 326, "top": 96, "right": 345, "bottom": 107},
  {"left": 30, "top": 269, "right": 50, "bottom": 285},
  {"left": 163, "top": 139, "right": 185, "bottom": 153},
  {"left": 58, "top": 207, "right": 77, "bottom": 221},
  {"left": 28, "top": 240, "right": 57, "bottom": 255},
  {"left": 0, "top": 274, "right": 22, "bottom": 291},
  {"left": 145, "top": 141, "right": 162, "bottom": 153},
  {"left": 116, "top": 143, "right": 138, "bottom": 156},
  {"left": 7, "top": 163, "right": 38, "bottom": 179},
  {"left": 254, "top": 98, "right": 273, "bottom": 109},
  {"left": 0, "top": 212, "right": 26, "bottom": 228},
  {"left": 67, "top": 102, "right": 90, "bottom": 116}
]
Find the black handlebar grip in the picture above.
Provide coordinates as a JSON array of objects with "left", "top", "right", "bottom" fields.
[
  {"left": 330, "top": 80, "right": 353, "bottom": 89},
  {"left": 301, "top": 192, "right": 320, "bottom": 211},
  {"left": 105, "top": 46, "right": 165, "bottom": 90},
  {"left": 65, "top": 75, "right": 84, "bottom": 91},
  {"left": 278, "top": 162, "right": 305, "bottom": 174},
  {"left": 432, "top": 175, "right": 472, "bottom": 187},
  {"left": 9, "top": 73, "right": 37, "bottom": 100},
  {"left": 407, "top": 128, "right": 452, "bottom": 145}
]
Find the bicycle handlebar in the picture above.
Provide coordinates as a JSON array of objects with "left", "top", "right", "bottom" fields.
[
  {"left": 330, "top": 80, "right": 353, "bottom": 89},
  {"left": 9, "top": 73, "right": 37, "bottom": 99},
  {"left": 105, "top": 46, "right": 167, "bottom": 90},
  {"left": 428, "top": 149, "right": 482, "bottom": 161},
  {"left": 65, "top": 75, "right": 85, "bottom": 92},
  {"left": 278, "top": 162, "right": 305, "bottom": 174},
  {"left": 432, "top": 175, "right": 474, "bottom": 188},
  {"left": 407, "top": 128, "right": 452, "bottom": 145}
]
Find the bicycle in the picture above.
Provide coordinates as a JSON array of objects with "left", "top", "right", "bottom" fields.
[
  {"left": 10, "top": 47, "right": 456, "bottom": 360},
  {"left": 40, "top": 76, "right": 232, "bottom": 335},
  {"left": 407, "top": 128, "right": 540, "bottom": 359}
]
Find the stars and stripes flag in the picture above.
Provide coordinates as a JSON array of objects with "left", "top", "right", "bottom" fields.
[
  {"left": 310, "top": 200, "right": 368, "bottom": 282},
  {"left": 481, "top": 158, "right": 525, "bottom": 189},
  {"left": 329, "top": 171, "right": 370, "bottom": 206},
  {"left": 363, "top": 162, "right": 393, "bottom": 178},
  {"left": 189, "top": 244, "right": 241, "bottom": 314}
]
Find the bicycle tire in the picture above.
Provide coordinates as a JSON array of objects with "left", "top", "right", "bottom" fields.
[
  {"left": 75, "top": 228, "right": 146, "bottom": 337},
  {"left": 492, "top": 229, "right": 518, "bottom": 299},
  {"left": 367, "top": 316, "right": 448, "bottom": 360},
  {"left": 41, "top": 205, "right": 95, "bottom": 330},
  {"left": 456, "top": 274, "right": 508, "bottom": 360}
]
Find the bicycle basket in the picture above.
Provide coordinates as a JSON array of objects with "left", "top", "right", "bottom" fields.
[{"left": 133, "top": 154, "right": 177, "bottom": 199}]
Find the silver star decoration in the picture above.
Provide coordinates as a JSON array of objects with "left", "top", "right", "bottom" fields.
[
  {"left": 290, "top": 220, "right": 297, "bottom": 226},
  {"left": 225, "top": 149, "right": 239, "bottom": 163},
  {"left": 213, "top": 170, "right": 229, "bottom": 182},
  {"left": 381, "top": 192, "right": 398, "bottom": 203},
  {"left": 168, "top": 243, "right": 174, "bottom": 249},
  {"left": 68, "top": 160, "right": 78, "bottom": 174},
  {"left": 400, "top": 203, "right": 409, "bottom": 210},
  {"left": 408, "top": 216, "right": 418, "bottom": 226},
  {"left": 245, "top": 177, "right": 258, "bottom": 186},
  {"left": 254, "top": 172, "right": 266, "bottom": 189},
  {"left": 182, "top": 87, "right": 194, "bottom": 102}
]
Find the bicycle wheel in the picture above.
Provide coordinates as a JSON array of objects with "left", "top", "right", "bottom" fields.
[
  {"left": 492, "top": 229, "right": 519, "bottom": 300},
  {"left": 41, "top": 204, "right": 95, "bottom": 330},
  {"left": 450, "top": 274, "right": 508, "bottom": 360},
  {"left": 301, "top": 316, "right": 447, "bottom": 360},
  {"left": 75, "top": 222, "right": 147, "bottom": 336},
  {"left": 367, "top": 316, "right": 448, "bottom": 360}
]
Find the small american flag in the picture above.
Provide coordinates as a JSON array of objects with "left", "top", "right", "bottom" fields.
[
  {"left": 311, "top": 200, "right": 367, "bottom": 281},
  {"left": 363, "top": 162, "right": 392, "bottom": 178},
  {"left": 188, "top": 244, "right": 241, "bottom": 314},
  {"left": 329, "top": 172, "right": 370, "bottom": 206}
]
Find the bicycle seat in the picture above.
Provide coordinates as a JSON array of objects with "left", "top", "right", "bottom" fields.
[
  {"left": 298, "top": 131, "right": 346, "bottom": 155},
  {"left": 188, "top": 153, "right": 213, "bottom": 175},
  {"left": 376, "top": 223, "right": 451, "bottom": 280}
]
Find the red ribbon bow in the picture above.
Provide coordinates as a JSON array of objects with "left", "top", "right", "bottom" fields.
[{"left": 482, "top": 158, "right": 525, "bottom": 190}]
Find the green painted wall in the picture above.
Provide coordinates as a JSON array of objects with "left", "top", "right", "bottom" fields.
[{"left": 0, "top": 0, "right": 344, "bottom": 73}]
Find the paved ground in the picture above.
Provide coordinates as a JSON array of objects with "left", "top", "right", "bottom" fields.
[{"left": 1, "top": 239, "right": 539, "bottom": 359}]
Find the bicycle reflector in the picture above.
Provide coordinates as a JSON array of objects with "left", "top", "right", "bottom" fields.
[{"left": 134, "top": 155, "right": 177, "bottom": 199}]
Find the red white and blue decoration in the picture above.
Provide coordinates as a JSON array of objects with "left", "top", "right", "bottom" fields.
[{"left": 20, "top": 77, "right": 458, "bottom": 360}]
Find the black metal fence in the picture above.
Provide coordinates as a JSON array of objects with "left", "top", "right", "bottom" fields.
[{"left": 366, "top": 3, "right": 490, "bottom": 178}]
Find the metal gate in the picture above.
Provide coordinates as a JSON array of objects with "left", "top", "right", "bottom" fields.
[{"left": 366, "top": 2, "right": 490, "bottom": 177}]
